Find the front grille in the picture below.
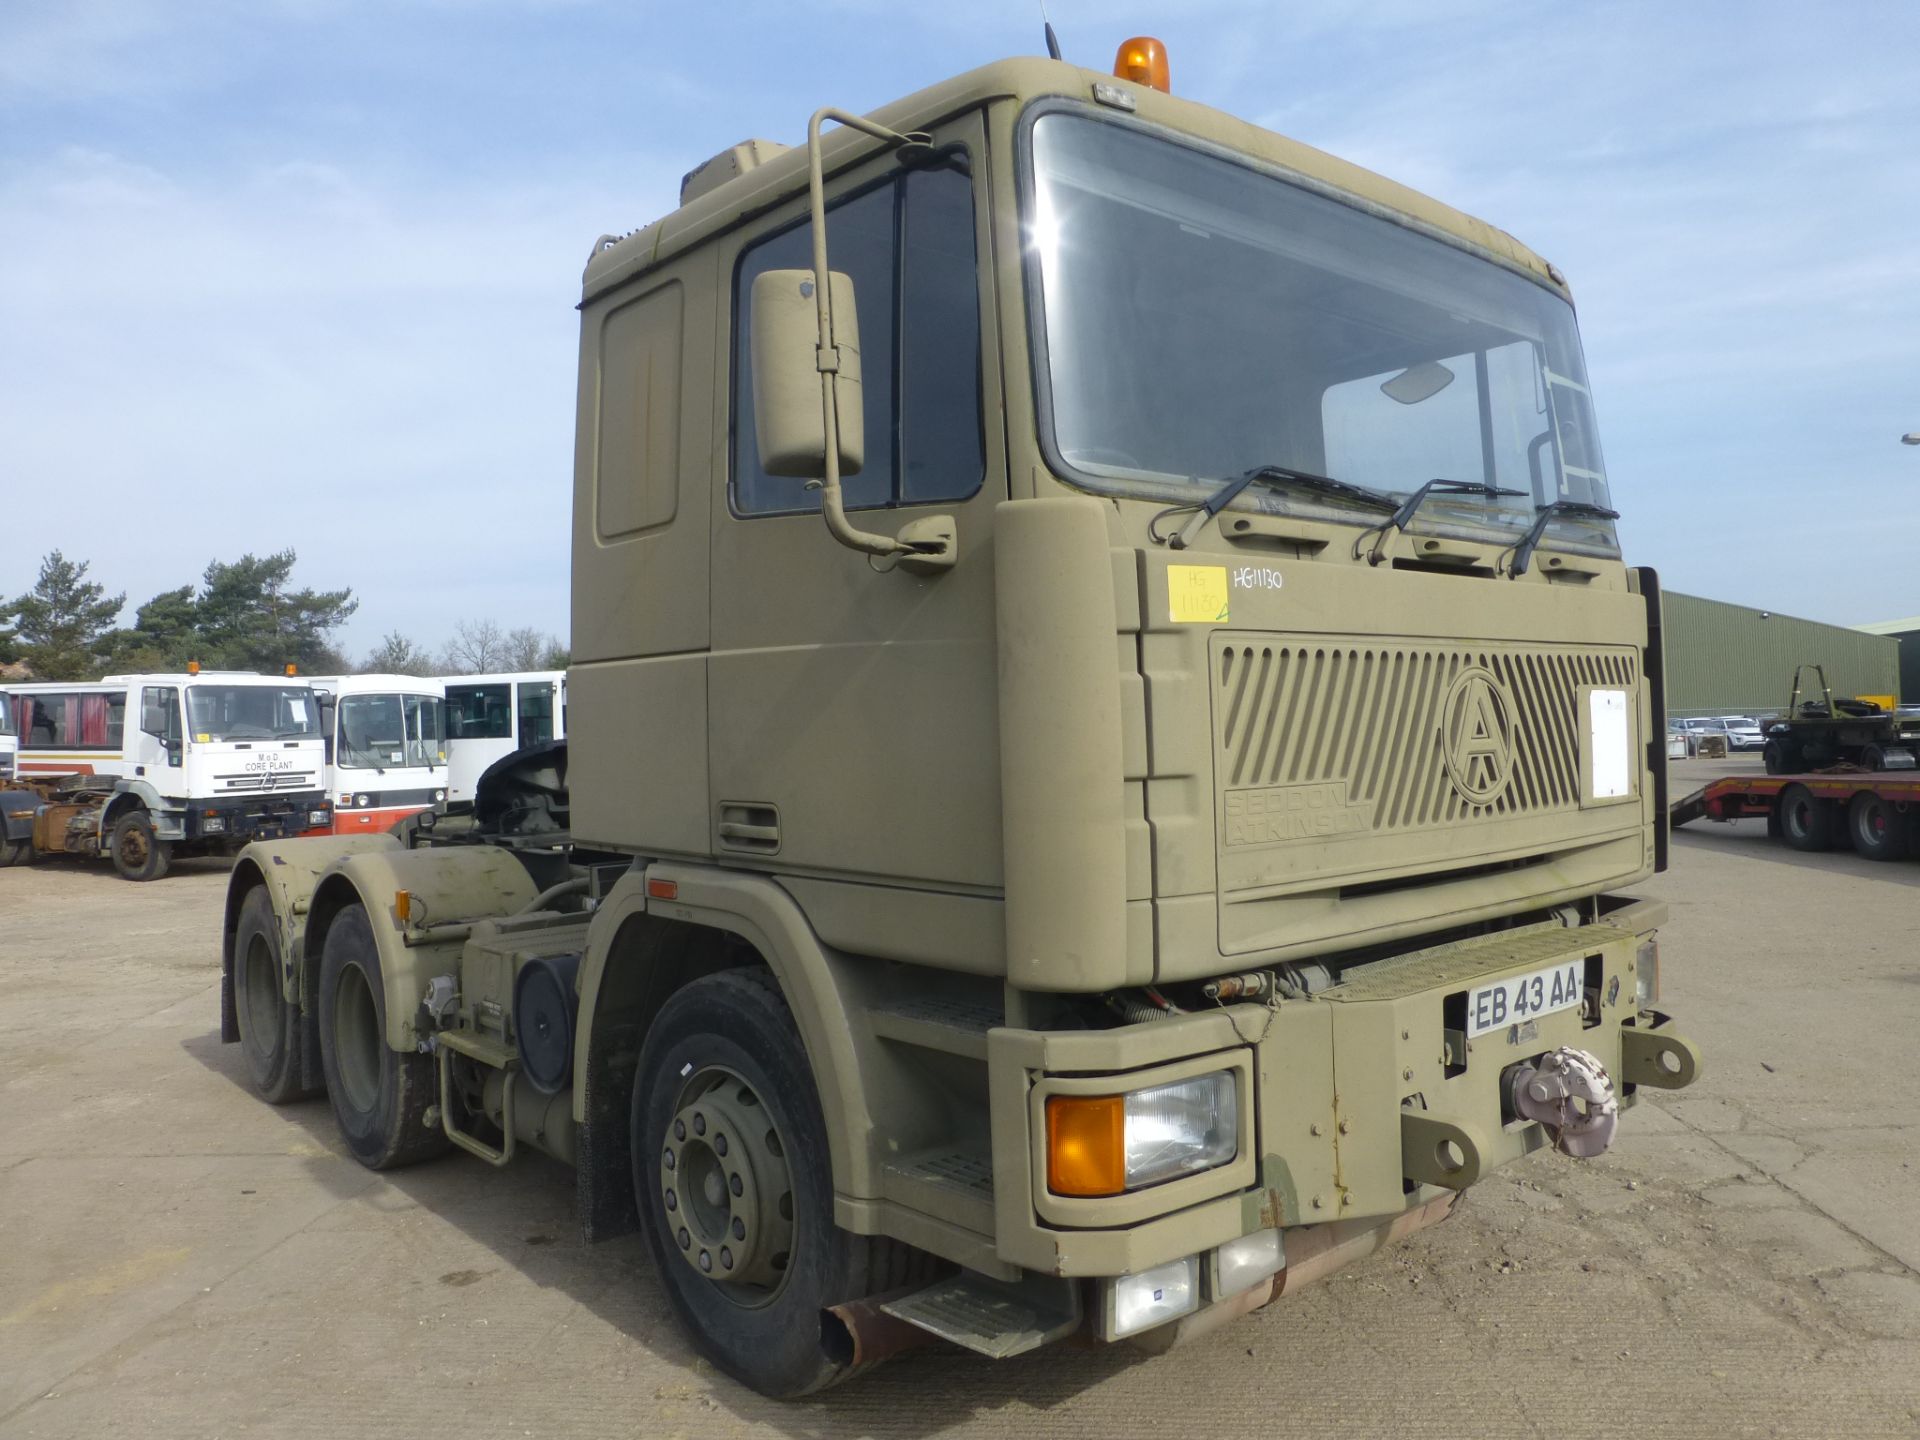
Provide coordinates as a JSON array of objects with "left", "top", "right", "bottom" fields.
[
  {"left": 1215, "top": 638, "right": 1639, "bottom": 836},
  {"left": 215, "top": 771, "right": 319, "bottom": 792}
]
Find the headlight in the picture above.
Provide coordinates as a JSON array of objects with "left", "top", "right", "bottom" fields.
[
  {"left": 1635, "top": 939, "right": 1660, "bottom": 1008},
  {"left": 309, "top": 809, "right": 331, "bottom": 827},
  {"left": 200, "top": 815, "right": 226, "bottom": 834},
  {"left": 1046, "top": 1070, "right": 1238, "bottom": 1197},
  {"left": 355, "top": 793, "right": 370, "bottom": 808},
  {"left": 433, "top": 788, "right": 446, "bottom": 802}
]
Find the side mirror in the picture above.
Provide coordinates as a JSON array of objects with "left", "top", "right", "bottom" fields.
[{"left": 750, "top": 268, "right": 864, "bottom": 478}]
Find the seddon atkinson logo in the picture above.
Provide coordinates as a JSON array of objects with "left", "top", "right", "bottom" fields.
[{"left": 1438, "top": 666, "right": 1517, "bottom": 804}]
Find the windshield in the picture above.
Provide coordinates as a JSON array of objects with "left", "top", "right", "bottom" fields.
[
  {"left": 1024, "top": 110, "right": 1616, "bottom": 553},
  {"left": 336, "top": 693, "right": 446, "bottom": 770},
  {"left": 186, "top": 685, "right": 320, "bottom": 742}
]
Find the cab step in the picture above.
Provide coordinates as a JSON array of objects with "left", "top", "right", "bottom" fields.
[
  {"left": 879, "top": 1272, "right": 1082, "bottom": 1359},
  {"left": 867, "top": 994, "right": 1002, "bottom": 1060}
]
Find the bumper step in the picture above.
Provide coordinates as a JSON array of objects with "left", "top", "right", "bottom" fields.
[{"left": 879, "top": 1273, "right": 1081, "bottom": 1359}]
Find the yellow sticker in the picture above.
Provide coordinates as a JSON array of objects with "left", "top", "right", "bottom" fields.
[
  {"left": 194, "top": 733, "right": 212, "bottom": 743},
  {"left": 1167, "top": 565, "right": 1230, "bottom": 624}
]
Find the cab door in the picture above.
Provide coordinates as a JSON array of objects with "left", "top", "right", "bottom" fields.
[{"left": 707, "top": 109, "right": 1008, "bottom": 892}]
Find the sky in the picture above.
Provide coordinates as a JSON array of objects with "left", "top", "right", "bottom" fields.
[{"left": 3, "top": 0, "right": 1919, "bottom": 659}]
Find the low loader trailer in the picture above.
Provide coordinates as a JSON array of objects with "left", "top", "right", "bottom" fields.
[
  {"left": 1671, "top": 770, "right": 1920, "bottom": 859},
  {"left": 222, "top": 40, "right": 1700, "bottom": 1396}
]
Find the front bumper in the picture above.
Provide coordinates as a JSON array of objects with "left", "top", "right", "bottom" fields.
[
  {"left": 179, "top": 791, "right": 331, "bottom": 843},
  {"left": 988, "top": 911, "right": 1699, "bottom": 1281}
]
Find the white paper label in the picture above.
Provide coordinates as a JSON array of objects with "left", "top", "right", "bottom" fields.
[{"left": 1588, "top": 688, "right": 1631, "bottom": 799}]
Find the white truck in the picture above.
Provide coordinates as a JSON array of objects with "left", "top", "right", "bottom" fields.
[
  {"left": 0, "top": 670, "right": 331, "bottom": 878},
  {"left": 307, "top": 674, "right": 450, "bottom": 834}
]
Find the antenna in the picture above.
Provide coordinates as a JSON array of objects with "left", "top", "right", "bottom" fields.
[{"left": 1039, "top": 0, "right": 1062, "bottom": 59}]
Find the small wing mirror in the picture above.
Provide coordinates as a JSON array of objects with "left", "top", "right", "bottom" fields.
[
  {"left": 1381, "top": 360, "right": 1455, "bottom": 405},
  {"left": 750, "top": 269, "right": 864, "bottom": 478}
]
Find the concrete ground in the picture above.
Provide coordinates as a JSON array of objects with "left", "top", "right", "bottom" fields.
[{"left": 3, "top": 756, "right": 1917, "bottom": 1438}]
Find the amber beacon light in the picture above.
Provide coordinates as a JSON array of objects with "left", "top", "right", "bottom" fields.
[{"left": 1113, "top": 36, "right": 1171, "bottom": 93}]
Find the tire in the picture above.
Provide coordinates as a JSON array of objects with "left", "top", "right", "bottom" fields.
[
  {"left": 317, "top": 902, "right": 449, "bottom": 1169},
  {"left": 1847, "top": 791, "right": 1908, "bottom": 861},
  {"left": 0, "top": 836, "right": 31, "bottom": 867},
  {"left": 233, "top": 886, "right": 312, "bottom": 1103},
  {"left": 632, "top": 969, "right": 933, "bottom": 1398},
  {"left": 109, "top": 810, "right": 170, "bottom": 881},
  {"left": 1778, "top": 783, "right": 1835, "bottom": 852},
  {"left": 1861, "top": 745, "right": 1887, "bottom": 772}
]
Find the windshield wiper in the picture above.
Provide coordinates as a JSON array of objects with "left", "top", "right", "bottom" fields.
[
  {"left": 1506, "top": 499, "right": 1621, "bottom": 577},
  {"left": 1355, "top": 478, "right": 1526, "bottom": 566},
  {"left": 1153, "top": 465, "right": 1397, "bottom": 550}
]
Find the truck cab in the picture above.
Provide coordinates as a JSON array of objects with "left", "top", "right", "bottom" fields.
[
  {"left": 309, "top": 674, "right": 449, "bottom": 833},
  {"left": 440, "top": 670, "right": 566, "bottom": 806},
  {"left": 0, "top": 691, "right": 16, "bottom": 784},
  {"left": 222, "top": 46, "right": 1698, "bottom": 1395},
  {"left": 6, "top": 671, "right": 329, "bottom": 878}
]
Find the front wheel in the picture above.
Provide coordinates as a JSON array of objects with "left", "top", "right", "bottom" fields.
[
  {"left": 632, "top": 969, "right": 930, "bottom": 1398},
  {"left": 0, "top": 836, "right": 31, "bottom": 867},
  {"left": 109, "top": 810, "right": 170, "bottom": 881},
  {"left": 317, "top": 903, "right": 449, "bottom": 1169},
  {"left": 1762, "top": 739, "right": 1788, "bottom": 776}
]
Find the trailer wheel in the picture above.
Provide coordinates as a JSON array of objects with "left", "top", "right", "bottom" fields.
[
  {"left": 317, "top": 902, "right": 450, "bottom": 1170},
  {"left": 1847, "top": 792, "right": 1908, "bottom": 861},
  {"left": 1778, "top": 783, "right": 1835, "bottom": 852},
  {"left": 632, "top": 969, "right": 929, "bottom": 1398},
  {"left": 233, "top": 886, "right": 311, "bottom": 1103},
  {"left": 109, "top": 810, "right": 170, "bottom": 881}
]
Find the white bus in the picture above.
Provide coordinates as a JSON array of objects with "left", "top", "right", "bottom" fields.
[
  {"left": 308, "top": 674, "right": 448, "bottom": 835},
  {"left": 0, "top": 690, "right": 17, "bottom": 783},
  {"left": 3, "top": 671, "right": 330, "bottom": 878},
  {"left": 439, "top": 671, "right": 567, "bottom": 806}
]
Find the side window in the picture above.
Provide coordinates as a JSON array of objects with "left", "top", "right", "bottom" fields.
[
  {"left": 23, "top": 692, "right": 123, "bottom": 749},
  {"left": 140, "top": 686, "right": 181, "bottom": 744},
  {"left": 446, "top": 684, "right": 512, "bottom": 740},
  {"left": 733, "top": 158, "right": 984, "bottom": 515},
  {"left": 517, "top": 682, "right": 555, "bottom": 746}
]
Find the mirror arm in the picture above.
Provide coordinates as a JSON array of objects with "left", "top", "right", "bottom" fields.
[{"left": 804, "top": 107, "right": 949, "bottom": 564}]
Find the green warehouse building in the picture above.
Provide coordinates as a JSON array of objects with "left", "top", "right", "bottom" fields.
[
  {"left": 1662, "top": 592, "right": 1900, "bottom": 721},
  {"left": 1854, "top": 616, "right": 1920, "bottom": 706}
]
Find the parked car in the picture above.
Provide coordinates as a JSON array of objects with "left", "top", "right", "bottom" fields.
[{"left": 1674, "top": 716, "right": 1765, "bottom": 755}]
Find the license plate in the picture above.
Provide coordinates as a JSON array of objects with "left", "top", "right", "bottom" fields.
[{"left": 1465, "top": 961, "right": 1583, "bottom": 1037}]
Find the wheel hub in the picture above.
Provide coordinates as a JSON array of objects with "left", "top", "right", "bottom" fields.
[
  {"left": 660, "top": 1068, "right": 795, "bottom": 1294},
  {"left": 119, "top": 826, "right": 148, "bottom": 865}
]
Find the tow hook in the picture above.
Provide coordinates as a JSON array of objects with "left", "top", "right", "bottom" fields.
[{"left": 1507, "top": 1047, "right": 1618, "bottom": 1158}]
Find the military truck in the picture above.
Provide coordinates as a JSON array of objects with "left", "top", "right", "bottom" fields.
[{"left": 221, "top": 40, "right": 1699, "bottom": 1396}]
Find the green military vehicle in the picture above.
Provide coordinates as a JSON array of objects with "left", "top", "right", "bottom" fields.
[{"left": 221, "top": 38, "right": 1700, "bottom": 1396}]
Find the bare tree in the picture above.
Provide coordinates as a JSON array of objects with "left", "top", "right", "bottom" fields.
[
  {"left": 442, "top": 618, "right": 506, "bottom": 675},
  {"left": 360, "top": 631, "right": 431, "bottom": 675},
  {"left": 502, "top": 626, "right": 548, "bottom": 672}
]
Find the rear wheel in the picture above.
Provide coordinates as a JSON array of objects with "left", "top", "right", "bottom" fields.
[
  {"left": 632, "top": 969, "right": 932, "bottom": 1398},
  {"left": 317, "top": 902, "right": 449, "bottom": 1169},
  {"left": 109, "top": 810, "right": 170, "bottom": 881},
  {"left": 233, "top": 886, "right": 311, "bottom": 1103},
  {"left": 1762, "top": 740, "right": 1788, "bottom": 776},
  {"left": 1847, "top": 791, "right": 1908, "bottom": 861},
  {"left": 1778, "top": 783, "right": 1835, "bottom": 852}
]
